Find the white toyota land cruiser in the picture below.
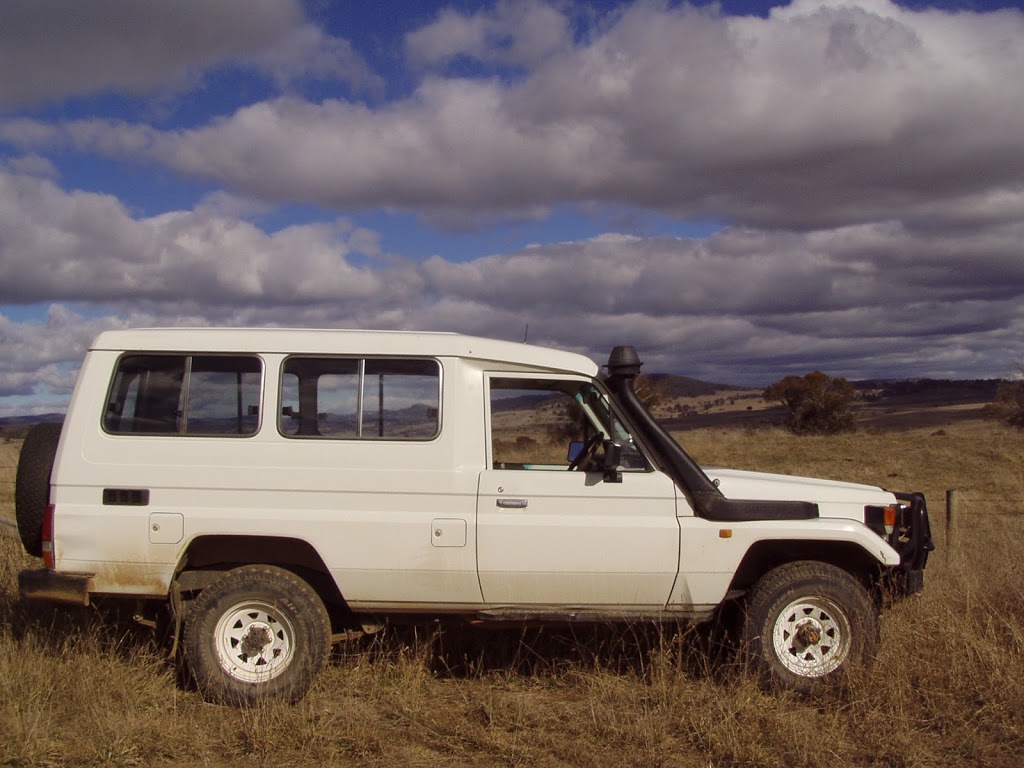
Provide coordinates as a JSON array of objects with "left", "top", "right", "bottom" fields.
[{"left": 15, "top": 328, "right": 932, "bottom": 704}]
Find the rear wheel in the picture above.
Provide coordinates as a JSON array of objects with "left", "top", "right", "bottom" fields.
[
  {"left": 15, "top": 422, "right": 62, "bottom": 556},
  {"left": 183, "top": 565, "right": 330, "bottom": 705},
  {"left": 741, "top": 561, "right": 877, "bottom": 692}
]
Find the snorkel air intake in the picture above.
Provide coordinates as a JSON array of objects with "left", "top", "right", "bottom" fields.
[{"left": 605, "top": 346, "right": 817, "bottom": 522}]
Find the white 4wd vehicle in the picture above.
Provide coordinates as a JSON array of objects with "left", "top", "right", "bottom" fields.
[{"left": 16, "top": 328, "right": 932, "bottom": 703}]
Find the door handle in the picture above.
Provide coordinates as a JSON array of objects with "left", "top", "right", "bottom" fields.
[{"left": 496, "top": 498, "right": 528, "bottom": 509}]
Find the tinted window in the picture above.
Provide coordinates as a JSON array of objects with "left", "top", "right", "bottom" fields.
[
  {"left": 489, "top": 377, "right": 648, "bottom": 471},
  {"left": 280, "top": 358, "right": 359, "bottom": 437},
  {"left": 281, "top": 357, "right": 440, "bottom": 440},
  {"left": 104, "top": 355, "right": 262, "bottom": 436}
]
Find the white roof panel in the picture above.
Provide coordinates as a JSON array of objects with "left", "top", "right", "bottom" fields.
[{"left": 90, "top": 328, "right": 600, "bottom": 376}]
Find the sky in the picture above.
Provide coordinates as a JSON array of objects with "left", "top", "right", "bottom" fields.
[{"left": 1, "top": 0, "right": 1023, "bottom": 416}]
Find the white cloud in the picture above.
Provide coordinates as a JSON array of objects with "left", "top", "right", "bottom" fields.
[
  {"left": 406, "top": 0, "right": 572, "bottom": 68},
  {"left": 0, "top": 154, "right": 58, "bottom": 178},
  {"left": 1, "top": 164, "right": 1022, "bottom": 412},
  {"left": 2, "top": 1, "right": 1024, "bottom": 414},
  {"left": 6, "top": 0, "right": 1020, "bottom": 230},
  {"left": 0, "top": 0, "right": 377, "bottom": 110},
  {"left": 0, "top": 170, "right": 405, "bottom": 306},
  {"left": 245, "top": 23, "right": 385, "bottom": 95}
]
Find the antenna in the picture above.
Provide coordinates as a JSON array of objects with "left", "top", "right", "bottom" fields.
[{"left": 523, "top": 323, "right": 529, "bottom": 343}]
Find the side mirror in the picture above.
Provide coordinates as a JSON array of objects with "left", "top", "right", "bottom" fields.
[
  {"left": 567, "top": 440, "right": 585, "bottom": 463},
  {"left": 602, "top": 441, "right": 622, "bottom": 483}
]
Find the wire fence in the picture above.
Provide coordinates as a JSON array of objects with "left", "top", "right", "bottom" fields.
[{"left": 941, "top": 489, "right": 1024, "bottom": 555}]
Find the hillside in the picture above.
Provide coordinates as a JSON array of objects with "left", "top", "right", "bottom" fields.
[
  {"left": 650, "top": 376, "right": 1006, "bottom": 433},
  {"left": 0, "top": 377, "right": 1009, "bottom": 436}
]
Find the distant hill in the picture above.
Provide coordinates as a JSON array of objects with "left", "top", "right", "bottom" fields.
[
  {"left": 853, "top": 378, "right": 1002, "bottom": 404},
  {"left": 0, "top": 413, "right": 63, "bottom": 440},
  {"left": 0, "top": 378, "right": 1008, "bottom": 438},
  {"left": 0, "top": 413, "right": 64, "bottom": 426},
  {"left": 643, "top": 374, "right": 731, "bottom": 398}
]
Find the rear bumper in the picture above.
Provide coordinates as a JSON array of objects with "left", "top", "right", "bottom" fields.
[{"left": 19, "top": 568, "right": 94, "bottom": 606}]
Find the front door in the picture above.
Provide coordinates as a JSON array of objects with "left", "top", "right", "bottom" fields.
[{"left": 476, "top": 375, "right": 680, "bottom": 610}]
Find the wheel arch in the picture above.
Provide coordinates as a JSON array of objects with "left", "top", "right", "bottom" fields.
[
  {"left": 173, "top": 534, "right": 349, "bottom": 617},
  {"left": 728, "top": 539, "right": 884, "bottom": 597}
]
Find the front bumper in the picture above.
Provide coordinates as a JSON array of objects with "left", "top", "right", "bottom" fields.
[
  {"left": 19, "top": 568, "right": 94, "bottom": 606},
  {"left": 892, "top": 491, "right": 935, "bottom": 575}
]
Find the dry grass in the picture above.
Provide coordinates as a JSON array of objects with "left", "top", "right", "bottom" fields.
[
  {"left": 0, "top": 438, "right": 19, "bottom": 524},
  {"left": 2, "top": 422, "right": 1023, "bottom": 767}
]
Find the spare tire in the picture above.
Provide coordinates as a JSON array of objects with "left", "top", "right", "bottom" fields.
[{"left": 15, "top": 422, "right": 62, "bottom": 557}]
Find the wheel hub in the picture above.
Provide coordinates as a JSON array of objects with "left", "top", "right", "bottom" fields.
[
  {"left": 793, "top": 619, "right": 822, "bottom": 650},
  {"left": 239, "top": 623, "right": 273, "bottom": 659}
]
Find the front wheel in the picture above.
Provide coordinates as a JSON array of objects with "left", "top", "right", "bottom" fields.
[
  {"left": 741, "top": 561, "right": 877, "bottom": 692},
  {"left": 183, "top": 565, "right": 331, "bottom": 705}
]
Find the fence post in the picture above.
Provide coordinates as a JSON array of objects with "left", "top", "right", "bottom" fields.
[{"left": 945, "top": 489, "right": 958, "bottom": 555}]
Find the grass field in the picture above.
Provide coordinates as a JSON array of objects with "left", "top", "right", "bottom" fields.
[{"left": 1, "top": 422, "right": 1022, "bottom": 767}]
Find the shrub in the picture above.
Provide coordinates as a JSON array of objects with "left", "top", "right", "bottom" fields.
[
  {"left": 763, "top": 371, "right": 857, "bottom": 434},
  {"left": 983, "top": 366, "right": 1024, "bottom": 428}
]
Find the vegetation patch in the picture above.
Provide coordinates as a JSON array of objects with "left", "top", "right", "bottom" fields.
[{"left": 2, "top": 421, "right": 1023, "bottom": 766}]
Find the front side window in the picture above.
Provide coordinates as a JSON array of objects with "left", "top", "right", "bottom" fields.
[
  {"left": 280, "top": 357, "right": 440, "bottom": 440},
  {"left": 489, "top": 377, "right": 647, "bottom": 470},
  {"left": 104, "top": 355, "right": 262, "bottom": 436}
]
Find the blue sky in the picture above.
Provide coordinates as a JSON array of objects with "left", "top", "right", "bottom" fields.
[{"left": 1, "top": 0, "right": 1023, "bottom": 415}]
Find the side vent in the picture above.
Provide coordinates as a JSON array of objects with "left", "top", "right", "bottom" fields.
[{"left": 103, "top": 488, "right": 150, "bottom": 507}]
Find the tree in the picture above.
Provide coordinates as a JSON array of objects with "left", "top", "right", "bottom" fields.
[
  {"left": 983, "top": 364, "right": 1024, "bottom": 428},
  {"left": 763, "top": 371, "right": 857, "bottom": 434},
  {"left": 633, "top": 373, "right": 670, "bottom": 412}
]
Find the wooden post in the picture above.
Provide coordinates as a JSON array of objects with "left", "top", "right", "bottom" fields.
[{"left": 945, "top": 489, "right": 958, "bottom": 555}]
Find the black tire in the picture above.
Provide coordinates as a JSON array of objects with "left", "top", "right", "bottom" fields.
[
  {"left": 741, "top": 561, "right": 877, "bottom": 693},
  {"left": 14, "top": 422, "right": 62, "bottom": 557},
  {"left": 183, "top": 565, "right": 331, "bottom": 705}
]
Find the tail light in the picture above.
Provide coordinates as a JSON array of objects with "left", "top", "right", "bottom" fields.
[{"left": 41, "top": 504, "right": 55, "bottom": 570}]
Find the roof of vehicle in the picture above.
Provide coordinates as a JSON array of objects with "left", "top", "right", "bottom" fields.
[{"left": 90, "top": 328, "right": 601, "bottom": 376}]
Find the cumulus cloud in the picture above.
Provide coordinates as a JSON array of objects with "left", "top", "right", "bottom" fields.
[
  {"left": 4, "top": 0, "right": 1021, "bottom": 229},
  {"left": 406, "top": 0, "right": 573, "bottom": 68},
  {"left": 2, "top": 1, "right": 1024, "bottom": 414},
  {"left": 1, "top": 163, "right": 1021, "bottom": 412},
  {"left": 243, "top": 23, "right": 385, "bottom": 95},
  {"left": 0, "top": 170, "right": 411, "bottom": 306},
  {"left": 0, "top": 0, "right": 378, "bottom": 110}
]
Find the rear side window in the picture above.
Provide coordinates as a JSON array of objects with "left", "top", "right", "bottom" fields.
[
  {"left": 280, "top": 357, "right": 440, "bottom": 440},
  {"left": 104, "top": 355, "right": 262, "bottom": 436}
]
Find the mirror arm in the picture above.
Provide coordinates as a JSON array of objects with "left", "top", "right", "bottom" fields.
[{"left": 603, "top": 441, "right": 622, "bottom": 483}]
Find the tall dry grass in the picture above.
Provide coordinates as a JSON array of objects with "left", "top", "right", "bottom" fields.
[
  {"left": 1, "top": 422, "right": 1022, "bottom": 767},
  {"left": 0, "top": 438, "right": 19, "bottom": 523}
]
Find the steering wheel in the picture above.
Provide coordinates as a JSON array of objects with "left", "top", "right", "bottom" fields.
[{"left": 567, "top": 433, "right": 603, "bottom": 471}]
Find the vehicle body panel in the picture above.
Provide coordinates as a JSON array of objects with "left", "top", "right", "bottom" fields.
[{"left": 27, "top": 328, "right": 928, "bottom": 623}]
